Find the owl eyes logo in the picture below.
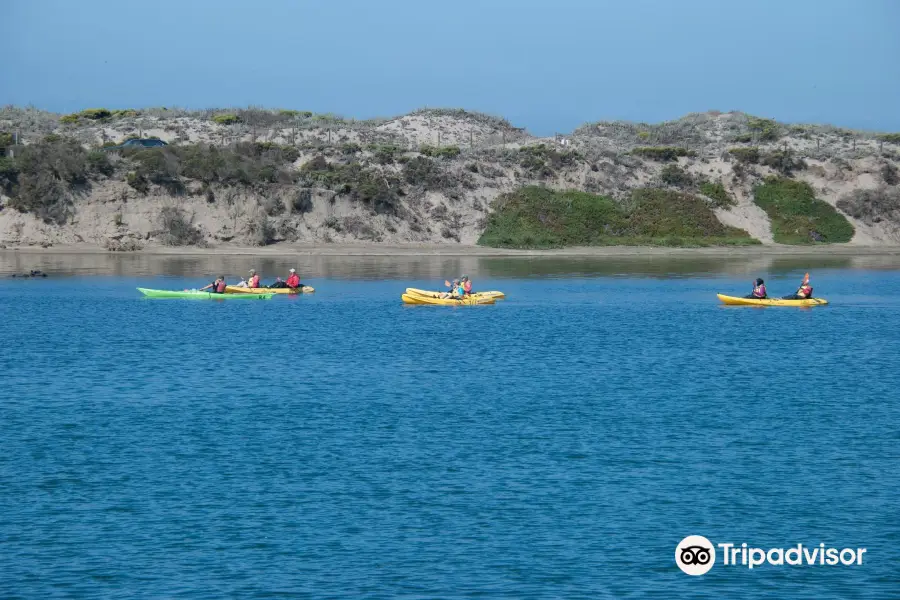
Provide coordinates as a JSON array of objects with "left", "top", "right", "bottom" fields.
[
  {"left": 676, "top": 536, "right": 716, "bottom": 575},
  {"left": 680, "top": 545, "right": 712, "bottom": 565}
]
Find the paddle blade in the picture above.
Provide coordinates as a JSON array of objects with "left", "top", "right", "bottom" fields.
[
  {"left": 802, "top": 272, "right": 810, "bottom": 285},
  {"left": 444, "top": 280, "right": 451, "bottom": 287}
]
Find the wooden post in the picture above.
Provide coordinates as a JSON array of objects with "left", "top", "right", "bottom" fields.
[
  {"left": 437, "top": 132, "right": 441, "bottom": 147},
  {"left": 470, "top": 131, "right": 474, "bottom": 149}
]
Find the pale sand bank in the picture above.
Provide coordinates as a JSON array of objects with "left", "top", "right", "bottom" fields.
[{"left": 3, "top": 242, "right": 900, "bottom": 258}]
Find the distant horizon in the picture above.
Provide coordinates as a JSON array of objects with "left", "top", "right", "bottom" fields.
[
  {"left": 3, "top": 0, "right": 899, "bottom": 136},
  {"left": 4, "top": 104, "right": 898, "bottom": 137}
]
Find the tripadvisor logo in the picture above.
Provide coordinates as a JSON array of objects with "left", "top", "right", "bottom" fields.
[
  {"left": 675, "top": 536, "right": 867, "bottom": 575},
  {"left": 676, "top": 535, "right": 715, "bottom": 576}
]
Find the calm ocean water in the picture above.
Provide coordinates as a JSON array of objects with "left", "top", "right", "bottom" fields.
[{"left": 2, "top": 252, "right": 899, "bottom": 598}]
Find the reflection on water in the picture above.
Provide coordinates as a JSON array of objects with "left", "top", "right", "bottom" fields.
[{"left": 3, "top": 250, "right": 900, "bottom": 280}]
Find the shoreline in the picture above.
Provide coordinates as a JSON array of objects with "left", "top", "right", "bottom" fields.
[{"left": 3, "top": 242, "right": 900, "bottom": 258}]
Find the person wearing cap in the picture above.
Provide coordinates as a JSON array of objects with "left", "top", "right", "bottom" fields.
[
  {"left": 285, "top": 268, "right": 301, "bottom": 290},
  {"left": 248, "top": 269, "right": 261, "bottom": 289},
  {"left": 461, "top": 275, "right": 473, "bottom": 296},
  {"left": 746, "top": 278, "right": 767, "bottom": 299}
]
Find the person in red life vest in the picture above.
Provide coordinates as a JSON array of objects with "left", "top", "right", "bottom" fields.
[
  {"left": 461, "top": 275, "right": 473, "bottom": 296},
  {"left": 784, "top": 273, "right": 813, "bottom": 299},
  {"left": 285, "top": 268, "right": 301, "bottom": 290},
  {"left": 200, "top": 276, "right": 227, "bottom": 294},
  {"left": 745, "top": 278, "right": 767, "bottom": 299},
  {"left": 248, "top": 269, "right": 261, "bottom": 289}
]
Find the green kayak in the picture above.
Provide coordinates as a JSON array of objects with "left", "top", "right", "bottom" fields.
[{"left": 137, "top": 288, "right": 273, "bottom": 299}]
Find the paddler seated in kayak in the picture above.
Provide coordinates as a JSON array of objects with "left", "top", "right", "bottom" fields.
[
  {"left": 461, "top": 275, "right": 473, "bottom": 296},
  {"left": 286, "top": 268, "right": 301, "bottom": 290},
  {"left": 439, "top": 279, "right": 464, "bottom": 299},
  {"left": 247, "top": 269, "right": 261, "bottom": 289},
  {"left": 783, "top": 273, "right": 814, "bottom": 300},
  {"left": 745, "top": 278, "right": 767, "bottom": 299},
  {"left": 200, "top": 276, "right": 227, "bottom": 294}
]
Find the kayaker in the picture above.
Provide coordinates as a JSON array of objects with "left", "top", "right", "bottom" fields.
[
  {"left": 248, "top": 269, "right": 261, "bottom": 289},
  {"left": 200, "top": 276, "right": 227, "bottom": 294},
  {"left": 783, "top": 273, "right": 813, "bottom": 299},
  {"left": 746, "top": 278, "right": 767, "bottom": 299},
  {"left": 285, "top": 268, "right": 301, "bottom": 290},
  {"left": 439, "top": 279, "right": 462, "bottom": 299},
  {"left": 461, "top": 275, "right": 473, "bottom": 296}
]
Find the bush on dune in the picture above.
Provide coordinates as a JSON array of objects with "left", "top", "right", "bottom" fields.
[
  {"left": 478, "top": 186, "right": 756, "bottom": 249},
  {"left": 753, "top": 176, "right": 854, "bottom": 243}
]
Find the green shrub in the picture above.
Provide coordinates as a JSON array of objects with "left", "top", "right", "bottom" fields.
[
  {"left": 86, "top": 150, "right": 114, "bottom": 176},
  {"left": 158, "top": 206, "right": 203, "bottom": 246},
  {"left": 760, "top": 149, "right": 806, "bottom": 175},
  {"left": 753, "top": 176, "right": 854, "bottom": 243},
  {"left": 730, "top": 133, "right": 753, "bottom": 143},
  {"left": 0, "top": 132, "right": 13, "bottom": 147},
  {"left": 369, "top": 144, "right": 403, "bottom": 164},
  {"left": 212, "top": 114, "right": 241, "bottom": 125},
  {"left": 631, "top": 146, "right": 696, "bottom": 162},
  {"left": 59, "top": 114, "right": 79, "bottom": 124},
  {"left": 877, "top": 133, "right": 900, "bottom": 145},
  {"left": 882, "top": 162, "right": 899, "bottom": 186},
  {"left": 699, "top": 181, "right": 734, "bottom": 208},
  {"left": 420, "top": 145, "right": 461, "bottom": 159},
  {"left": 341, "top": 142, "right": 362, "bottom": 155},
  {"left": 403, "top": 156, "right": 457, "bottom": 190},
  {"left": 300, "top": 158, "right": 400, "bottom": 214},
  {"left": 478, "top": 186, "right": 756, "bottom": 248},
  {"left": 747, "top": 116, "right": 780, "bottom": 141},
  {"left": 517, "top": 144, "right": 579, "bottom": 177},
  {"left": 80, "top": 108, "right": 113, "bottom": 120},
  {"left": 0, "top": 156, "right": 18, "bottom": 194},
  {"left": 126, "top": 171, "right": 149, "bottom": 194},
  {"left": 6, "top": 136, "right": 87, "bottom": 224},
  {"left": 729, "top": 147, "right": 761, "bottom": 163},
  {"left": 660, "top": 164, "right": 693, "bottom": 188}
]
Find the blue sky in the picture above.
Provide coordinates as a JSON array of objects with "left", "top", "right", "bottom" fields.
[{"left": 2, "top": 0, "right": 898, "bottom": 135}]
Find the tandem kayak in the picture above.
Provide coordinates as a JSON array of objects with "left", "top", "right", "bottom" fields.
[
  {"left": 405, "top": 287, "right": 505, "bottom": 300},
  {"left": 138, "top": 288, "right": 273, "bottom": 299},
  {"left": 717, "top": 294, "right": 828, "bottom": 307},
  {"left": 225, "top": 285, "right": 315, "bottom": 295},
  {"left": 402, "top": 293, "right": 494, "bottom": 306}
]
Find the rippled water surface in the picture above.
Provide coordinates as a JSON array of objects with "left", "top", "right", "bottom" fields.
[{"left": 2, "top": 253, "right": 899, "bottom": 598}]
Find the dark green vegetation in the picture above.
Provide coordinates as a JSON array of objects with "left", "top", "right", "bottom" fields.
[
  {"left": 728, "top": 146, "right": 805, "bottom": 175},
  {"left": 753, "top": 177, "right": 854, "bottom": 243},
  {"left": 630, "top": 146, "right": 697, "bottom": 162},
  {"left": 299, "top": 155, "right": 402, "bottom": 214},
  {"left": 0, "top": 135, "right": 112, "bottom": 224},
  {"left": 657, "top": 164, "right": 734, "bottom": 208},
  {"left": 877, "top": 133, "right": 900, "bottom": 145},
  {"left": 516, "top": 144, "right": 580, "bottom": 177},
  {"left": 478, "top": 186, "right": 757, "bottom": 249}
]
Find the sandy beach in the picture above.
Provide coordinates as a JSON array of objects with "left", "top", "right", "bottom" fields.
[{"left": 4, "top": 242, "right": 900, "bottom": 258}]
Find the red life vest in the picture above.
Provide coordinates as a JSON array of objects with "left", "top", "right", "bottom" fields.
[
  {"left": 249, "top": 275, "right": 260, "bottom": 288},
  {"left": 753, "top": 284, "right": 766, "bottom": 298},
  {"left": 215, "top": 280, "right": 226, "bottom": 293},
  {"left": 286, "top": 274, "right": 300, "bottom": 288},
  {"left": 463, "top": 280, "right": 472, "bottom": 294}
]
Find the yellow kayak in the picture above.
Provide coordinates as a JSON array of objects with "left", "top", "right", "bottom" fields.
[
  {"left": 717, "top": 294, "right": 828, "bottom": 307},
  {"left": 405, "top": 287, "right": 505, "bottom": 300},
  {"left": 226, "top": 285, "right": 315, "bottom": 295},
  {"left": 402, "top": 293, "right": 494, "bottom": 306}
]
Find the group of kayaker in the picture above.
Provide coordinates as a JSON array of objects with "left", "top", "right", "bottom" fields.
[
  {"left": 438, "top": 275, "right": 474, "bottom": 299},
  {"left": 746, "top": 273, "right": 815, "bottom": 300},
  {"left": 200, "top": 268, "right": 303, "bottom": 294}
]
